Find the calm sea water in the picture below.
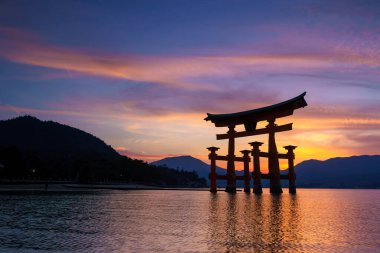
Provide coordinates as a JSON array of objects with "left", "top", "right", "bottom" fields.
[{"left": 0, "top": 189, "right": 379, "bottom": 253}]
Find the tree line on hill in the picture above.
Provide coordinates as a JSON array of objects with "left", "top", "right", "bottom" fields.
[{"left": 0, "top": 116, "right": 206, "bottom": 187}]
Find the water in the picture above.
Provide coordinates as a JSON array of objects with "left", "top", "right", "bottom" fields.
[{"left": 0, "top": 189, "right": 379, "bottom": 252}]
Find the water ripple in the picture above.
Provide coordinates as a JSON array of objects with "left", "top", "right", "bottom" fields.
[{"left": 0, "top": 189, "right": 379, "bottom": 252}]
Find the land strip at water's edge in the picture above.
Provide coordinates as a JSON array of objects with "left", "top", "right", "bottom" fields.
[{"left": 0, "top": 180, "right": 209, "bottom": 192}]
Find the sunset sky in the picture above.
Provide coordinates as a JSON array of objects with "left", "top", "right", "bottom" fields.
[{"left": 0, "top": 0, "right": 379, "bottom": 169}]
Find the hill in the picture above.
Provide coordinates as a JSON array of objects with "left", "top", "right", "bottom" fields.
[
  {"left": 0, "top": 116, "right": 206, "bottom": 187},
  {"left": 152, "top": 155, "right": 228, "bottom": 181},
  {"left": 0, "top": 115, "right": 119, "bottom": 157},
  {"left": 152, "top": 155, "right": 244, "bottom": 187}
]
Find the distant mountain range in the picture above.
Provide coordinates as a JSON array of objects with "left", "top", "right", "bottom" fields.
[
  {"left": 0, "top": 116, "right": 206, "bottom": 187},
  {"left": 152, "top": 155, "right": 380, "bottom": 189},
  {"left": 152, "top": 156, "right": 242, "bottom": 187},
  {"left": 295, "top": 156, "right": 380, "bottom": 188}
]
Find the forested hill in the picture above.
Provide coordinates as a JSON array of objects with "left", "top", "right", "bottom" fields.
[
  {"left": 0, "top": 116, "right": 206, "bottom": 187},
  {"left": 0, "top": 115, "right": 118, "bottom": 157}
]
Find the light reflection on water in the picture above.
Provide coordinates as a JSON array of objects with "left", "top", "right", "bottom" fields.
[{"left": 0, "top": 189, "right": 379, "bottom": 252}]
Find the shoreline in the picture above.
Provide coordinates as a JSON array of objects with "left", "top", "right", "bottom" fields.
[
  {"left": 0, "top": 183, "right": 378, "bottom": 192},
  {"left": 0, "top": 183, "right": 210, "bottom": 192}
]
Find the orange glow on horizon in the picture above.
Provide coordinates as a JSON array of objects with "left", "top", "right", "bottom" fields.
[{"left": 0, "top": 28, "right": 379, "bottom": 171}]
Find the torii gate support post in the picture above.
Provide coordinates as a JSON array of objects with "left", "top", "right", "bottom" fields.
[
  {"left": 284, "top": 145, "right": 297, "bottom": 194},
  {"left": 226, "top": 125, "right": 237, "bottom": 193},
  {"left": 207, "top": 146, "right": 220, "bottom": 193},
  {"left": 267, "top": 119, "right": 283, "bottom": 194},
  {"left": 240, "top": 150, "right": 251, "bottom": 193},
  {"left": 250, "top": 141, "right": 263, "bottom": 194}
]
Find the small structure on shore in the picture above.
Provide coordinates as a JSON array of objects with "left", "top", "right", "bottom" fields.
[{"left": 205, "top": 92, "right": 307, "bottom": 194}]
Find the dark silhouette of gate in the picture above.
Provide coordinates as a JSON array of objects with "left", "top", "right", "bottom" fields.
[{"left": 205, "top": 92, "right": 307, "bottom": 194}]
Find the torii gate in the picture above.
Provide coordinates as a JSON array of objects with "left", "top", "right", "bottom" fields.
[{"left": 205, "top": 92, "right": 307, "bottom": 194}]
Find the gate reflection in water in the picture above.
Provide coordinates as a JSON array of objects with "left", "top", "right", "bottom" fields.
[{"left": 207, "top": 193, "right": 302, "bottom": 251}]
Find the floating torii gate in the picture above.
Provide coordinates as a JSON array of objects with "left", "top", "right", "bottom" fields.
[{"left": 205, "top": 92, "right": 307, "bottom": 194}]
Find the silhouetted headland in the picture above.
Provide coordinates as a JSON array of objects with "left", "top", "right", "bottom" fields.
[{"left": 0, "top": 116, "right": 207, "bottom": 189}]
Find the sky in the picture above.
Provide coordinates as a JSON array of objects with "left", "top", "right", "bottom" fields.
[{"left": 0, "top": 0, "right": 379, "bottom": 170}]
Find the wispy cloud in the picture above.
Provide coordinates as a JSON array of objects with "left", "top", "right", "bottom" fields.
[
  {"left": 0, "top": 104, "right": 96, "bottom": 118},
  {"left": 1, "top": 26, "right": 379, "bottom": 91}
]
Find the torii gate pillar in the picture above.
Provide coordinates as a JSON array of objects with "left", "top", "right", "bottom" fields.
[
  {"left": 240, "top": 150, "right": 251, "bottom": 193},
  {"left": 284, "top": 145, "right": 297, "bottom": 194},
  {"left": 225, "top": 125, "right": 237, "bottom": 193},
  {"left": 250, "top": 141, "right": 263, "bottom": 194},
  {"left": 267, "top": 119, "right": 283, "bottom": 194},
  {"left": 207, "top": 146, "right": 220, "bottom": 193}
]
